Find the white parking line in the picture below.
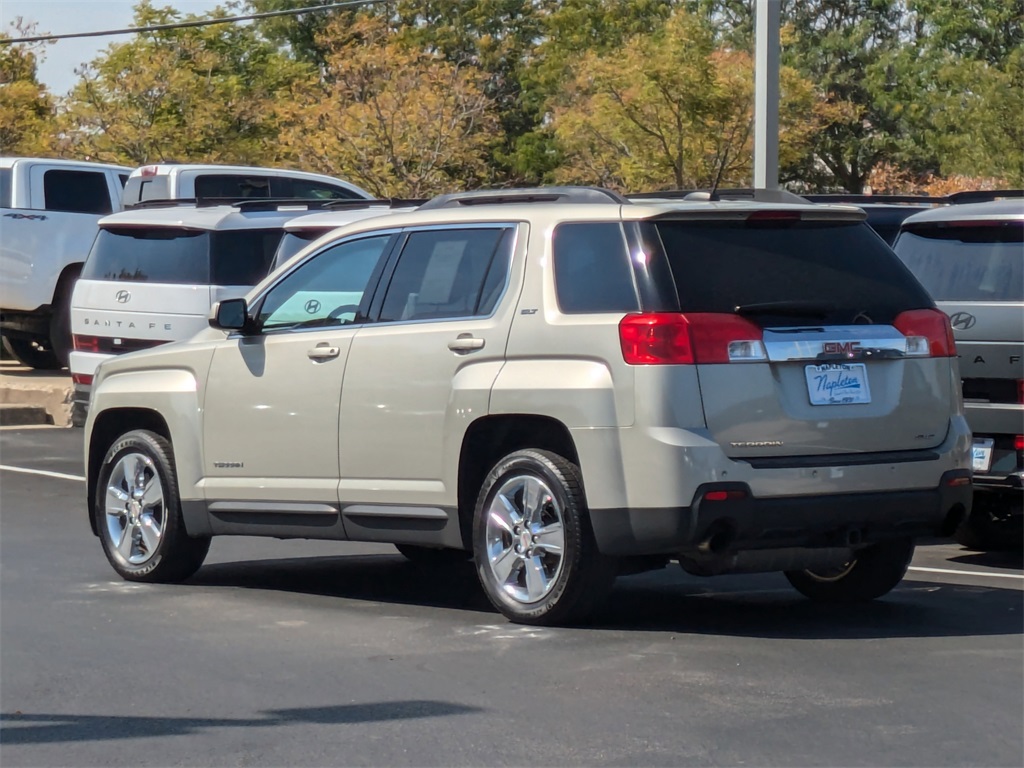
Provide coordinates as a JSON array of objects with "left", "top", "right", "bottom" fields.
[
  {"left": 909, "top": 565, "right": 1024, "bottom": 580},
  {"left": 0, "top": 464, "right": 85, "bottom": 482}
]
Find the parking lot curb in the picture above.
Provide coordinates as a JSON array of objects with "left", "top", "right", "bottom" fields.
[{"left": 0, "top": 361, "right": 73, "bottom": 428}]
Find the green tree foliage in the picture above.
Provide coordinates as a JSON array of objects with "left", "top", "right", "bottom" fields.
[
  {"left": 548, "top": 8, "right": 819, "bottom": 191},
  {"left": 274, "top": 15, "right": 501, "bottom": 196},
  {"left": 62, "top": 2, "right": 309, "bottom": 165},
  {"left": 0, "top": 24, "right": 58, "bottom": 156}
]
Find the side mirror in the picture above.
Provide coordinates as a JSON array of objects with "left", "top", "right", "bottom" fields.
[{"left": 209, "top": 298, "right": 251, "bottom": 332}]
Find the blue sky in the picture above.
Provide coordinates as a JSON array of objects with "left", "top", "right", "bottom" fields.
[{"left": 2, "top": 1, "right": 224, "bottom": 95}]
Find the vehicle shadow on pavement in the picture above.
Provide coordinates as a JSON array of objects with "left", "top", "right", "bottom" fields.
[
  {"left": 187, "top": 554, "right": 1023, "bottom": 640},
  {"left": 0, "top": 701, "right": 481, "bottom": 745},
  {"left": 947, "top": 549, "right": 1023, "bottom": 571}
]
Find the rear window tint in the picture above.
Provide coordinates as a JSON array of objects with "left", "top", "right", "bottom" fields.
[
  {"left": 0, "top": 168, "right": 11, "bottom": 208},
  {"left": 552, "top": 222, "right": 638, "bottom": 313},
  {"left": 274, "top": 178, "right": 364, "bottom": 200},
  {"left": 43, "top": 170, "right": 112, "bottom": 214},
  {"left": 894, "top": 223, "right": 1024, "bottom": 302},
  {"left": 195, "top": 175, "right": 272, "bottom": 201},
  {"left": 651, "top": 220, "right": 933, "bottom": 325},
  {"left": 84, "top": 228, "right": 210, "bottom": 283},
  {"left": 84, "top": 228, "right": 282, "bottom": 286}
]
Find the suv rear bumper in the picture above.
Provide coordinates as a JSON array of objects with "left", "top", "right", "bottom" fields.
[{"left": 590, "top": 470, "right": 972, "bottom": 556}]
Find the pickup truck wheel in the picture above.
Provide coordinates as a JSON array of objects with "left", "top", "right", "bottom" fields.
[
  {"left": 48, "top": 288, "right": 72, "bottom": 368},
  {"left": 93, "top": 430, "right": 210, "bottom": 583},
  {"left": 4, "top": 337, "right": 60, "bottom": 370},
  {"left": 473, "top": 449, "right": 617, "bottom": 626},
  {"left": 395, "top": 544, "right": 471, "bottom": 563},
  {"left": 784, "top": 538, "right": 914, "bottom": 603}
]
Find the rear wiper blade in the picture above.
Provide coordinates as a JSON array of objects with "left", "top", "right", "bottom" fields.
[{"left": 734, "top": 301, "right": 837, "bottom": 317}]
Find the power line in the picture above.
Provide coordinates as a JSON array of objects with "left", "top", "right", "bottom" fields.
[{"left": 0, "top": 0, "right": 386, "bottom": 45}]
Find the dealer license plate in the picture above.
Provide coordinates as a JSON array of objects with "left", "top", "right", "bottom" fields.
[
  {"left": 971, "top": 438, "right": 994, "bottom": 473},
  {"left": 805, "top": 363, "right": 871, "bottom": 406}
]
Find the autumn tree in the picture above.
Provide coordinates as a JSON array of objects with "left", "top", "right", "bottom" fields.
[
  {"left": 548, "top": 9, "right": 818, "bottom": 191},
  {"left": 274, "top": 15, "right": 501, "bottom": 197},
  {"left": 61, "top": 2, "right": 307, "bottom": 165},
  {"left": 0, "top": 23, "right": 58, "bottom": 156}
]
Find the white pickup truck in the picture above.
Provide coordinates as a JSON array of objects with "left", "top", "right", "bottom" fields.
[{"left": 1, "top": 157, "right": 131, "bottom": 369}]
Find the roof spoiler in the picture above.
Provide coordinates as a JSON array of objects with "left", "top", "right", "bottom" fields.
[{"left": 628, "top": 188, "right": 808, "bottom": 204}]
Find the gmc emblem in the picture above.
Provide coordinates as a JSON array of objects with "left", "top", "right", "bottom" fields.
[{"left": 823, "top": 341, "right": 861, "bottom": 356}]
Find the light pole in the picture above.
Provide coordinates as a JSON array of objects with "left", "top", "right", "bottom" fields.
[{"left": 754, "top": 0, "right": 781, "bottom": 190}]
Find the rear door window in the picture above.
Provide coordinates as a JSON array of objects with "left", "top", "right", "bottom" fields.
[
  {"left": 650, "top": 219, "right": 933, "bottom": 325},
  {"left": 894, "top": 223, "right": 1024, "bottom": 301},
  {"left": 43, "top": 170, "right": 113, "bottom": 214},
  {"left": 378, "top": 227, "right": 513, "bottom": 323},
  {"left": 552, "top": 222, "right": 638, "bottom": 313},
  {"left": 210, "top": 229, "right": 285, "bottom": 286},
  {"left": 83, "top": 228, "right": 210, "bottom": 283}
]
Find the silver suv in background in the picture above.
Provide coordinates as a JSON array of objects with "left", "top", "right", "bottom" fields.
[
  {"left": 84, "top": 187, "right": 971, "bottom": 626},
  {"left": 894, "top": 200, "right": 1024, "bottom": 549}
]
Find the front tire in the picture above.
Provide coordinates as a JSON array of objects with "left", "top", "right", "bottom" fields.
[
  {"left": 473, "top": 449, "right": 617, "bottom": 626},
  {"left": 93, "top": 429, "right": 210, "bottom": 582},
  {"left": 785, "top": 538, "right": 914, "bottom": 603}
]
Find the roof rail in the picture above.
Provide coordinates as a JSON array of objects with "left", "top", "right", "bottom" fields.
[
  {"left": 420, "top": 186, "right": 630, "bottom": 210},
  {"left": 628, "top": 187, "right": 808, "bottom": 204},
  {"left": 321, "top": 197, "right": 427, "bottom": 210},
  {"left": 946, "top": 189, "right": 1023, "bottom": 204}
]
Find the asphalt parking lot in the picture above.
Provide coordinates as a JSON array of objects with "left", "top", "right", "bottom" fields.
[{"left": 1, "top": 426, "right": 1021, "bottom": 767}]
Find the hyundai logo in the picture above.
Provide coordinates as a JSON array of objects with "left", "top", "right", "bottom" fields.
[
  {"left": 304, "top": 299, "right": 321, "bottom": 314},
  {"left": 948, "top": 311, "right": 977, "bottom": 331},
  {"left": 115, "top": 290, "right": 131, "bottom": 304}
]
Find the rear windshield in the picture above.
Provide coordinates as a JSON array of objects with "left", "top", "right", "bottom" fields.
[
  {"left": 893, "top": 223, "right": 1023, "bottom": 302},
  {"left": 272, "top": 228, "right": 333, "bottom": 271},
  {"left": 650, "top": 220, "right": 933, "bottom": 325},
  {"left": 83, "top": 228, "right": 283, "bottom": 286}
]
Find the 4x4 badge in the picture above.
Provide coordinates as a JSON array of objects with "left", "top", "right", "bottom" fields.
[
  {"left": 948, "top": 312, "right": 976, "bottom": 330},
  {"left": 115, "top": 290, "right": 131, "bottom": 304}
]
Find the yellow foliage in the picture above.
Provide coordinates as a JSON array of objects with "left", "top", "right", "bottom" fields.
[{"left": 275, "top": 16, "right": 501, "bottom": 198}]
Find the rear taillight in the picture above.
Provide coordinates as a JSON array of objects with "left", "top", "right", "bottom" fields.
[
  {"left": 619, "top": 313, "right": 766, "bottom": 365},
  {"left": 704, "top": 490, "right": 748, "bottom": 501},
  {"left": 72, "top": 335, "right": 100, "bottom": 353},
  {"left": 72, "top": 373, "right": 93, "bottom": 386},
  {"left": 139, "top": 166, "right": 157, "bottom": 177},
  {"left": 893, "top": 309, "right": 956, "bottom": 357},
  {"left": 1014, "top": 436, "right": 1024, "bottom": 452}
]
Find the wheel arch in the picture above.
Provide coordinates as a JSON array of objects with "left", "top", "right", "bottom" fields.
[{"left": 456, "top": 414, "right": 578, "bottom": 549}]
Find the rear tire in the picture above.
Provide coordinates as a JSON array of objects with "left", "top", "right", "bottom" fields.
[
  {"left": 785, "top": 538, "right": 914, "bottom": 603},
  {"left": 4, "top": 336, "right": 60, "bottom": 370},
  {"left": 955, "top": 497, "right": 1023, "bottom": 551},
  {"left": 473, "top": 449, "right": 617, "bottom": 626},
  {"left": 48, "top": 282, "right": 73, "bottom": 369},
  {"left": 93, "top": 429, "right": 210, "bottom": 583}
]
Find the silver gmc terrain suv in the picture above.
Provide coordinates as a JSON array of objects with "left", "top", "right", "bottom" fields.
[{"left": 84, "top": 187, "right": 972, "bottom": 625}]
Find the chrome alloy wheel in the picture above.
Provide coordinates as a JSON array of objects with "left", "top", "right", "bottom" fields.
[
  {"left": 484, "top": 474, "right": 566, "bottom": 604},
  {"left": 103, "top": 452, "right": 165, "bottom": 566}
]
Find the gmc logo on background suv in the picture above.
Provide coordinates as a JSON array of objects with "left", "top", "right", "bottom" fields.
[{"left": 823, "top": 341, "right": 861, "bottom": 356}]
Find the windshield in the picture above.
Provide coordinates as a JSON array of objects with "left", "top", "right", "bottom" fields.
[
  {"left": 649, "top": 220, "right": 933, "bottom": 325},
  {"left": 894, "top": 223, "right": 1024, "bottom": 301},
  {"left": 83, "top": 227, "right": 283, "bottom": 285}
]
